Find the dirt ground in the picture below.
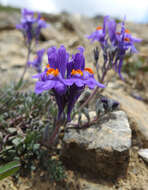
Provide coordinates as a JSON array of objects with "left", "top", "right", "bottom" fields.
[{"left": 1, "top": 144, "right": 148, "bottom": 190}]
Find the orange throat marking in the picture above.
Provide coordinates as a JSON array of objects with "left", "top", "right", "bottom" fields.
[
  {"left": 84, "top": 68, "right": 94, "bottom": 74},
  {"left": 116, "top": 32, "right": 121, "bottom": 35},
  {"left": 124, "top": 37, "right": 130, "bottom": 42},
  {"left": 71, "top": 69, "right": 83, "bottom": 76},
  {"left": 46, "top": 64, "right": 50, "bottom": 68},
  {"left": 125, "top": 29, "right": 130, "bottom": 34},
  {"left": 96, "top": 26, "right": 102, "bottom": 31},
  {"left": 116, "top": 29, "right": 130, "bottom": 35},
  {"left": 46, "top": 68, "right": 59, "bottom": 76}
]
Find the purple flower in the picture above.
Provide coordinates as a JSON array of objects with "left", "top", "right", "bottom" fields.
[
  {"left": 65, "top": 47, "right": 105, "bottom": 89},
  {"left": 35, "top": 13, "right": 48, "bottom": 41},
  {"left": 67, "top": 85, "right": 84, "bottom": 121},
  {"left": 114, "top": 21, "right": 141, "bottom": 78},
  {"left": 33, "top": 46, "right": 105, "bottom": 121},
  {"left": 107, "top": 19, "right": 117, "bottom": 46},
  {"left": 16, "top": 8, "right": 47, "bottom": 44},
  {"left": 87, "top": 16, "right": 109, "bottom": 47},
  {"left": 21, "top": 9, "right": 35, "bottom": 22},
  {"left": 33, "top": 45, "right": 69, "bottom": 119},
  {"left": 87, "top": 16, "right": 141, "bottom": 79},
  {"left": 34, "top": 45, "right": 68, "bottom": 95},
  {"left": 47, "top": 45, "right": 69, "bottom": 78},
  {"left": 65, "top": 47, "right": 105, "bottom": 121},
  {"left": 28, "top": 48, "right": 45, "bottom": 73}
]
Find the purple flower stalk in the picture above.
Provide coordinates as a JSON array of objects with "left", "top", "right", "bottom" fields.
[
  {"left": 16, "top": 8, "right": 48, "bottom": 82},
  {"left": 112, "top": 21, "right": 141, "bottom": 78},
  {"left": 16, "top": 8, "right": 47, "bottom": 44},
  {"left": 28, "top": 48, "right": 45, "bottom": 73},
  {"left": 80, "top": 16, "right": 141, "bottom": 110},
  {"left": 87, "top": 16, "right": 141, "bottom": 79},
  {"left": 33, "top": 46, "right": 105, "bottom": 121}
]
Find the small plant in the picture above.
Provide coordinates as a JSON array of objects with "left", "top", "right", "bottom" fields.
[
  {"left": 33, "top": 45, "right": 105, "bottom": 143},
  {"left": 16, "top": 8, "right": 48, "bottom": 81},
  {"left": 80, "top": 16, "right": 141, "bottom": 108},
  {"left": 0, "top": 86, "right": 65, "bottom": 180},
  {"left": 32, "top": 16, "right": 141, "bottom": 143}
]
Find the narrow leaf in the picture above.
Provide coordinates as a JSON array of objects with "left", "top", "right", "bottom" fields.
[{"left": 0, "top": 161, "right": 20, "bottom": 180}]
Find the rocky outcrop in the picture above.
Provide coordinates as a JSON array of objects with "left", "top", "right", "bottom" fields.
[{"left": 62, "top": 111, "right": 131, "bottom": 180}]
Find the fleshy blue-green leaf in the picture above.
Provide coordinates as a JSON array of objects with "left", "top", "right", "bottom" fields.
[{"left": 0, "top": 161, "right": 20, "bottom": 180}]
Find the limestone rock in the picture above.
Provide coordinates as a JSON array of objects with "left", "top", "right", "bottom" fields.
[
  {"left": 41, "top": 25, "right": 63, "bottom": 42},
  {"left": 0, "top": 12, "right": 19, "bottom": 30},
  {"left": 138, "top": 149, "right": 148, "bottom": 163},
  {"left": 79, "top": 178, "right": 113, "bottom": 190},
  {"left": 104, "top": 89, "right": 148, "bottom": 147},
  {"left": 62, "top": 111, "right": 131, "bottom": 179}
]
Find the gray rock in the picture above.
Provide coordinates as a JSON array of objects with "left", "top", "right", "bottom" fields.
[
  {"left": 0, "top": 12, "right": 19, "bottom": 30},
  {"left": 138, "top": 149, "right": 148, "bottom": 163},
  {"left": 104, "top": 89, "right": 148, "bottom": 147},
  {"left": 41, "top": 25, "right": 63, "bottom": 42},
  {"left": 79, "top": 178, "right": 113, "bottom": 190},
  {"left": 62, "top": 111, "right": 131, "bottom": 179}
]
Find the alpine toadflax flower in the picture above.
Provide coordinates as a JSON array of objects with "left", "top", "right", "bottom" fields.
[
  {"left": 33, "top": 45, "right": 69, "bottom": 120},
  {"left": 28, "top": 48, "right": 45, "bottom": 73},
  {"left": 87, "top": 16, "right": 109, "bottom": 47},
  {"left": 113, "top": 21, "right": 141, "bottom": 78},
  {"left": 87, "top": 16, "right": 141, "bottom": 79},
  {"left": 65, "top": 47, "right": 105, "bottom": 121},
  {"left": 16, "top": 8, "right": 47, "bottom": 44},
  {"left": 33, "top": 46, "right": 105, "bottom": 121}
]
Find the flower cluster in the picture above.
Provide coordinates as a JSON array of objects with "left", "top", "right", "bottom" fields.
[
  {"left": 28, "top": 49, "right": 45, "bottom": 73},
  {"left": 16, "top": 8, "right": 47, "bottom": 44},
  {"left": 87, "top": 16, "right": 141, "bottom": 79},
  {"left": 33, "top": 46, "right": 105, "bottom": 121}
]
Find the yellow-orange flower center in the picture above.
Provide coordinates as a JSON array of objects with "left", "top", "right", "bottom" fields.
[
  {"left": 71, "top": 69, "right": 83, "bottom": 76},
  {"left": 46, "top": 64, "right": 50, "bottom": 68},
  {"left": 125, "top": 29, "right": 130, "bottom": 34},
  {"left": 124, "top": 37, "right": 130, "bottom": 42},
  {"left": 84, "top": 68, "right": 94, "bottom": 74},
  {"left": 96, "top": 26, "right": 102, "bottom": 30},
  {"left": 116, "top": 29, "right": 130, "bottom": 35},
  {"left": 116, "top": 32, "right": 121, "bottom": 35},
  {"left": 46, "top": 68, "right": 59, "bottom": 76}
]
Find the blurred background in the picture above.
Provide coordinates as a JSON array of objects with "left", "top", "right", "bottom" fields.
[
  {"left": 0, "top": 0, "right": 148, "bottom": 92},
  {"left": 1, "top": 0, "right": 148, "bottom": 23}
]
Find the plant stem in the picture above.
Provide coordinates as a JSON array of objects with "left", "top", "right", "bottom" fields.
[
  {"left": 48, "top": 121, "right": 62, "bottom": 145},
  {"left": 79, "top": 86, "right": 99, "bottom": 110},
  {"left": 79, "top": 66, "right": 108, "bottom": 111},
  {"left": 19, "top": 43, "right": 31, "bottom": 82}
]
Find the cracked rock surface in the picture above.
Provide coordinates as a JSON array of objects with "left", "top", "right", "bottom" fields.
[{"left": 62, "top": 111, "right": 131, "bottom": 179}]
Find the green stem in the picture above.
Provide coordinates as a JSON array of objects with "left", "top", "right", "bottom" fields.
[{"left": 18, "top": 43, "right": 31, "bottom": 83}]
